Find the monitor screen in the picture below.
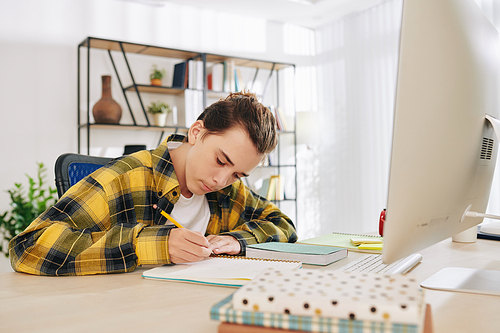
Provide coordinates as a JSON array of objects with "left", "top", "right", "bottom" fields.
[{"left": 382, "top": 0, "right": 500, "bottom": 264}]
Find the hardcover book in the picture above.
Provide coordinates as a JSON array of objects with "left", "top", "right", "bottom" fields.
[
  {"left": 246, "top": 242, "right": 347, "bottom": 266},
  {"left": 232, "top": 268, "right": 424, "bottom": 325}
]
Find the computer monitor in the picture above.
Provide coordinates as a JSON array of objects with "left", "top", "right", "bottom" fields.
[{"left": 383, "top": 0, "right": 500, "bottom": 265}]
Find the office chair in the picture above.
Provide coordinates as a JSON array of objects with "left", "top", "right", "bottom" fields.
[
  {"left": 54, "top": 153, "right": 113, "bottom": 198},
  {"left": 123, "top": 144, "right": 146, "bottom": 155}
]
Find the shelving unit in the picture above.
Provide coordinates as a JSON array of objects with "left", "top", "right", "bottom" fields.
[{"left": 77, "top": 36, "right": 298, "bottom": 223}]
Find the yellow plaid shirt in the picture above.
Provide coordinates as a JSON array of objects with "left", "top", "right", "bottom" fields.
[{"left": 9, "top": 135, "right": 297, "bottom": 276}]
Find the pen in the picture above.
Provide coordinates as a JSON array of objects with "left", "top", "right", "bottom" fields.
[{"left": 153, "top": 204, "right": 184, "bottom": 228}]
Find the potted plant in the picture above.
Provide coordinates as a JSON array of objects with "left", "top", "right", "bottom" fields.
[
  {"left": 150, "top": 64, "right": 166, "bottom": 86},
  {"left": 148, "top": 101, "right": 172, "bottom": 127},
  {"left": 0, "top": 163, "right": 57, "bottom": 257}
]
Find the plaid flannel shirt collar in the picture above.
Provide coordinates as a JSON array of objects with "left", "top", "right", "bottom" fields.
[{"left": 151, "top": 134, "right": 185, "bottom": 197}]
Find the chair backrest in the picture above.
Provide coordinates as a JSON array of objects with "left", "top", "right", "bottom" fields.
[{"left": 54, "top": 153, "right": 113, "bottom": 198}]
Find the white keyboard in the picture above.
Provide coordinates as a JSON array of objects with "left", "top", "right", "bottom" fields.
[{"left": 338, "top": 253, "right": 422, "bottom": 274}]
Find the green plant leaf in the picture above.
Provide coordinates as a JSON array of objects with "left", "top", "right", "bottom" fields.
[{"left": 0, "top": 163, "right": 57, "bottom": 257}]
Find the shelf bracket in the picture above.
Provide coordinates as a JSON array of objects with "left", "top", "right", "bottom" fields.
[
  {"left": 119, "top": 42, "right": 151, "bottom": 126},
  {"left": 108, "top": 50, "right": 137, "bottom": 125},
  {"left": 250, "top": 68, "right": 259, "bottom": 93},
  {"left": 261, "top": 63, "right": 276, "bottom": 102}
]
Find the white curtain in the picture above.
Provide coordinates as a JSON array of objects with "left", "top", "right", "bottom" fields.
[
  {"left": 298, "top": 0, "right": 403, "bottom": 238},
  {"left": 299, "top": 0, "right": 500, "bottom": 239}
]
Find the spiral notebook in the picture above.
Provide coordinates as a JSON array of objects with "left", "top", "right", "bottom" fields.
[{"left": 142, "top": 256, "right": 302, "bottom": 287}]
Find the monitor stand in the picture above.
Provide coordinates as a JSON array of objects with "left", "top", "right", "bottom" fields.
[
  {"left": 421, "top": 217, "right": 500, "bottom": 296},
  {"left": 421, "top": 267, "right": 500, "bottom": 296},
  {"left": 479, "top": 221, "right": 500, "bottom": 236}
]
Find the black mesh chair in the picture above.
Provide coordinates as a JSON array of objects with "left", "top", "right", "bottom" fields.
[
  {"left": 123, "top": 144, "right": 146, "bottom": 155},
  {"left": 54, "top": 153, "right": 113, "bottom": 198}
]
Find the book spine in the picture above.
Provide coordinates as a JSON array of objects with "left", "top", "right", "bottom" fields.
[
  {"left": 211, "top": 296, "right": 419, "bottom": 333},
  {"left": 333, "top": 232, "right": 382, "bottom": 238}
]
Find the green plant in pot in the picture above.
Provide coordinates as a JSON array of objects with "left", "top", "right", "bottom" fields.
[
  {"left": 150, "top": 64, "right": 166, "bottom": 86},
  {"left": 0, "top": 163, "right": 57, "bottom": 257},
  {"left": 148, "top": 101, "right": 172, "bottom": 127}
]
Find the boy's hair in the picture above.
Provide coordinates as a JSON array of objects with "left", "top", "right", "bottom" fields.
[{"left": 196, "top": 91, "right": 278, "bottom": 155}]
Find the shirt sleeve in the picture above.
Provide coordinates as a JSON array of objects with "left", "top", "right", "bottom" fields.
[
  {"left": 209, "top": 181, "right": 298, "bottom": 254},
  {"left": 8, "top": 174, "right": 172, "bottom": 276}
]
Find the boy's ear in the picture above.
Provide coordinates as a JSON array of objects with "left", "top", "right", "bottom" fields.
[{"left": 188, "top": 120, "right": 205, "bottom": 145}]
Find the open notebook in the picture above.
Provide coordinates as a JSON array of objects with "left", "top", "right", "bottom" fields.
[{"left": 142, "top": 256, "right": 302, "bottom": 287}]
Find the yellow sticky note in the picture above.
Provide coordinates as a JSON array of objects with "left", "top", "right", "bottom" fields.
[
  {"left": 350, "top": 238, "right": 383, "bottom": 246},
  {"left": 357, "top": 243, "right": 383, "bottom": 250}
]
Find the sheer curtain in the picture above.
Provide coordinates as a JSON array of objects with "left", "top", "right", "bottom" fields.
[
  {"left": 300, "top": 0, "right": 403, "bottom": 238},
  {"left": 301, "top": 0, "right": 500, "bottom": 239}
]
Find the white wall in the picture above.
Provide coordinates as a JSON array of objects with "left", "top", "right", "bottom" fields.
[
  {"left": 0, "top": 0, "right": 318, "bottom": 271},
  {"left": 0, "top": 0, "right": 317, "bottom": 211}
]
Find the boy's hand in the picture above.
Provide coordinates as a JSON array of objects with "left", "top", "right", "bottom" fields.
[
  {"left": 168, "top": 228, "right": 212, "bottom": 263},
  {"left": 207, "top": 235, "right": 241, "bottom": 255}
]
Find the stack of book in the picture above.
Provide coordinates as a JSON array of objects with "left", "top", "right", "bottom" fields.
[
  {"left": 172, "top": 60, "right": 204, "bottom": 90},
  {"left": 207, "top": 61, "right": 245, "bottom": 93},
  {"left": 211, "top": 268, "right": 432, "bottom": 333},
  {"left": 258, "top": 175, "right": 284, "bottom": 201},
  {"left": 270, "top": 105, "right": 290, "bottom": 132}
]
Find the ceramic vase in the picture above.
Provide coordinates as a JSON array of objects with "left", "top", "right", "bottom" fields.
[
  {"left": 92, "top": 75, "right": 122, "bottom": 124},
  {"left": 153, "top": 113, "right": 167, "bottom": 127}
]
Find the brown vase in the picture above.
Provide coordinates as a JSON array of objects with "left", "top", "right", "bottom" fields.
[{"left": 92, "top": 75, "right": 122, "bottom": 124}]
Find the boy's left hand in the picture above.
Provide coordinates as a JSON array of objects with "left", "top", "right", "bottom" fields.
[{"left": 206, "top": 235, "right": 241, "bottom": 255}]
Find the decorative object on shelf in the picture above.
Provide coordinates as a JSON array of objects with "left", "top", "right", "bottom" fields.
[
  {"left": 150, "top": 64, "right": 166, "bottom": 86},
  {"left": 147, "top": 101, "right": 172, "bottom": 127},
  {"left": 92, "top": 75, "right": 122, "bottom": 124}
]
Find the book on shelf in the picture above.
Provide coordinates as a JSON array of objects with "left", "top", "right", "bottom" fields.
[
  {"left": 188, "top": 60, "right": 195, "bottom": 89},
  {"left": 235, "top": 68, "right": 244, "bottom": 92},
  {"left": 246, "top": 242, "right": 347, "bottom": 266},
  {"left": 298, "top": 232, "right": 384, "bottom": 254},
  {"left": 223, "top": 60, "right": 235, "bottom": 92},
  {"left": 271, "top": 175, "right": 284, "bottom": 201},
  {"left": 259, "top": 175, "right": 284, "bottom": 201},
  {"left": 210, "top": 63, "right": 224, "bottom": 92},
  {"left": 184, "top": 89, "right": 204, "bottom": 127},
  {"left": 258, "top": 178, "right": 271, "bottom": 198},
  {"left": 207, "top": 65, "right": 213, "bottom": 90},
  {"left": 277, "top": 106, "right": 290, "bottom": 131},
  {"left": 211, "top": 268, "right": 428, "bottom": 332},
  {"left": 142, "top": 255, "right": 301, "bottom": 288},
  {"left": 172, "top": 61, "right": 187, "bottom": 88},
  {"left": 196, "top": 60, "right": 203, "bottom": 90},
  {"left": 186, "top": 60, "right": 204, "bottom": 90}
]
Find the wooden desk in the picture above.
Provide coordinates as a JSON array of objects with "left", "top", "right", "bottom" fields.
[{"left": 1, "top": 238, "right": 500, "bottom": 333}]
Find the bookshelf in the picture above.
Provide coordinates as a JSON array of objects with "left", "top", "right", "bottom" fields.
[{"left": 77, "top": 36, "right": 297, "bottom": 223}]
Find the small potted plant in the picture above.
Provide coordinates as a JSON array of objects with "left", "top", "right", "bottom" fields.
[
  {"left": 150, "top": 64, "right": 166, "bottom": 86},
  {"left": 148, "top": 101, "right": 172, "bottom": 127}
]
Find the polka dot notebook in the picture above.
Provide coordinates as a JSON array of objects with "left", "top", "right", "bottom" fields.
[{"left": 232, "top": 268, "right": 425, "bottom": 326}]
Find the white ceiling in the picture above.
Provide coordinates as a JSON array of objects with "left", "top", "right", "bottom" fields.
[{"left": 135, "top": 0, "right": 382, "bottom": 29}]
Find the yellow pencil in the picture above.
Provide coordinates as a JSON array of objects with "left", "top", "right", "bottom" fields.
[{"left": 153, "top": 204, "right": 184, "bottom": 228}]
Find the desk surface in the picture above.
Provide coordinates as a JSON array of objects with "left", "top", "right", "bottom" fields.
[{"left": 1, "top": 238, "right": 500, "bottom": 333}]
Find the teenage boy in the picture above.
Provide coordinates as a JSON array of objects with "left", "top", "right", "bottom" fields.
[{"left": 9, "top": 91, "right": 297, "bottom": 276}]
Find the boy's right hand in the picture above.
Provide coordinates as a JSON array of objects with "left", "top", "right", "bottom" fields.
[{"left": 168, "top": 228, "right": 212, "bottom": 263}]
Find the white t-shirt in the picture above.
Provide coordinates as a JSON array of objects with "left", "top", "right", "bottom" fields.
[{"left": 167, "top": 141, "right": 210, "bottom": 233}]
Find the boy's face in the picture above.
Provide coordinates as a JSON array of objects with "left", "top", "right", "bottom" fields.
[{"left": 185, "top": 122, "right": 263, "bottom": 196}]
